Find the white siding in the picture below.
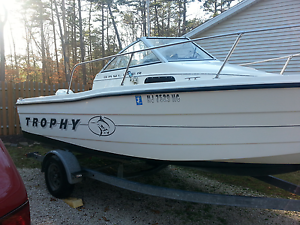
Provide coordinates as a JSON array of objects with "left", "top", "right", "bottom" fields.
[{"left": 193, "top": 0, "right": 300, "bottom": 75}]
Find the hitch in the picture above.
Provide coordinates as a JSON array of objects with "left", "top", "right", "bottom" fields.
[{"left": 26, "top": 152, "right": 44, "bottom": 162}]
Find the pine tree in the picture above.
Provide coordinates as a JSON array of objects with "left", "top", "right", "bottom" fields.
[{"left": 199, "top": 0, "right": 235, "bottom": 17}]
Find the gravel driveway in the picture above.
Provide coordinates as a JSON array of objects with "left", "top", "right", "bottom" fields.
[{"left": 18, "top": 167, "right": 300, "bottom": 225}]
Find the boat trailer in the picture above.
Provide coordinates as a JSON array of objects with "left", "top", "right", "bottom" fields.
[{"left": 27, "top": 150, "right": 300, "bottom": 212}]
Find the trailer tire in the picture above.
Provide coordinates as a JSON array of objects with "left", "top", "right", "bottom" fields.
[{"left": 44, "top": 155, "right": 74, "bottom": 198}]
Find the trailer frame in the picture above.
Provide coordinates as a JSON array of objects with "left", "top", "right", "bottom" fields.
[{"left": 27, "top": 150, "right": 300, "bottom": 212}]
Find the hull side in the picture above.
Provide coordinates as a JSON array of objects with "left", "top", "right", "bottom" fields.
[
  {"left": 22, "top": 131, "right": 300, "bottom": 176},
  {"left": 17, "top": 86, "right": 300, "bottom": 172}
]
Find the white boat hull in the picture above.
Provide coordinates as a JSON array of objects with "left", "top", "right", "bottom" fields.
[{"left": 17, "top": 76, "right": 300, "bottom": 175}]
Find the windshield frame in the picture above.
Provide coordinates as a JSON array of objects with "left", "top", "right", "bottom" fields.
[
  {"left": 144, "top": 37, "right": 216, "bottom": 62},
  {"left": 101, "top": 37, "right": 216, "bottom": 73},
  {"left": 101, "top": 39, "right": 164, "bottom": 73}
]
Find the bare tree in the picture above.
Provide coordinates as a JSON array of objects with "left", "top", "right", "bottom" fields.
[
  {"left": 10, "top": 25, "right": 19, "bottom": 80},
  {"left": 107, "top": 0, "right": 122, "bottom": 50},
  {"left": 0, "top": 5, "right": 7, "bottom": 81},
  {"left": 88, "top": 1, "right": 94, "bottom": 76},
  {"left": 78, "top": 0, "right": 87, "bottom": 84},
  {"left": 54, "top": 0, "right": 71, "bottom": 83},
  {"left": 38, "top": 0, "right": 46, "bottom": 83},
  {"left": 50, "top": 0, "right": 60, "bottom": 79},
  {"left": 101, "top": 2, "right": 105, "bottom": 67},
  {"left": 72, "top": 0, "right": 77, "bottom": 65}
]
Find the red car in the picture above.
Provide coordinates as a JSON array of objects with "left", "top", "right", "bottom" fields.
[{"left": 0, "top": 139, "right": 30, "bottom": 225}]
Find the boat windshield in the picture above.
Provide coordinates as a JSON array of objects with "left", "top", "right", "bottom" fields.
[
  {"left": 103, "top": 40, "right": 160, "bottom": 71},
  {"left": 146, "top": 38, "right": 214, "bottom": 62},
  {"left": 103, "top": 37, "right": 214, "bottom": 71}
]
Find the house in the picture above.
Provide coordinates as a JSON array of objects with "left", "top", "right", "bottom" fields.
[{"left": 184, "top": 0, "right": 300, "bottom": 75}]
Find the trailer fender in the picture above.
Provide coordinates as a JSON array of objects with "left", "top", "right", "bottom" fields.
[{"left": 42, "top": 150, "right": 82, "bottom": 184}]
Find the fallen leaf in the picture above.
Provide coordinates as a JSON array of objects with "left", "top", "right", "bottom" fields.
[
  {"left": 102, "top": 216, "right": 110, "bottom": 222},
  {"left": 151, "top": 209, "right": 160, "bottom": 214}
]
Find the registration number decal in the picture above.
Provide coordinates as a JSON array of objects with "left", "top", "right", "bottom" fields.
[{"left": 147, "top": 94, "right": 180, "bottom": 103}]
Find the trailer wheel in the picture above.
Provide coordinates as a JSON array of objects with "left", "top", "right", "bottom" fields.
[{"left": 44, "top": 155, "right": 74, "bottom": 198}]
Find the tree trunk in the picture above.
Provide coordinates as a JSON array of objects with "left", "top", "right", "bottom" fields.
[
  {"left": 177, "top": 0, "right": 182, "bottom": 36},
  {"left": 45, "top": 41, "right": 52, "bottom": 84},
  {"left": 10, "top": 26, "right": 19, "bottom": 80},
  {"left": 61, "top": 0, "right": 69, "bottom": 61},
  {"left": 0, "top": 6, "right": 7, "bottom": 82},
  {"left": 24, "top": 20, "right": 31, "bottom": 81},
  {"left": 78, "top": 0, "right": 87, "bottom": 85},
  {"left": 106, "top": 9, "right": 110, "bottom": 54},
  {"left": 167, "top": 3, "right": 171, "bottom": 36},
  {"left": 154, "top": 0, "right": 160, "bottom": 35},
  {"left": 182, "top": 0, "right": 187, "bottom": 34},
  {"left": 39, "top": 0, "right": 46, "bottom": 83},
  {"left": 142, "top": 0, "right": 147, "bottom": 36},
  {"left": 31, "top": 44, "right": 37, "bottom": 81},
  {"left": 72, "top": 0, "right": 77, "bottom": 65},
  {"left": 101, "top": 3, "right": 105, "bottom": 68},
  {"left": 54, "top": 0, "right": 70, "bottom": 83},
  {"left": 88, "top": 1, "right": 94, "bottom": 76},
  {"left": 214, "top": 1, "right": 218, "bottom": 16},
  {"left": 107, "top": 1, "right": 122, "bottom": 50},
  {"left": 51, "top": 0, "right": 60, "bottom": 80}
]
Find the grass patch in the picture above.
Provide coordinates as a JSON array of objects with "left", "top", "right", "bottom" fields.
[{"left": 6, "top": 144, "right": 51, "bottom": 168}]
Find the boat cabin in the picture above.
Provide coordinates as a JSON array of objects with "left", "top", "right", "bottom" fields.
[
  {"left": 92, "top": 37, "right": 216, "bottom": 89},
  {"left": 92, "top": 37, "right": 272, "bottom": 90}
]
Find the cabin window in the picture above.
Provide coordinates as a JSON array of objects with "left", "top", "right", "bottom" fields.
[{"left": 104, "top": 41, "right": 160, "bottom": 71}]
